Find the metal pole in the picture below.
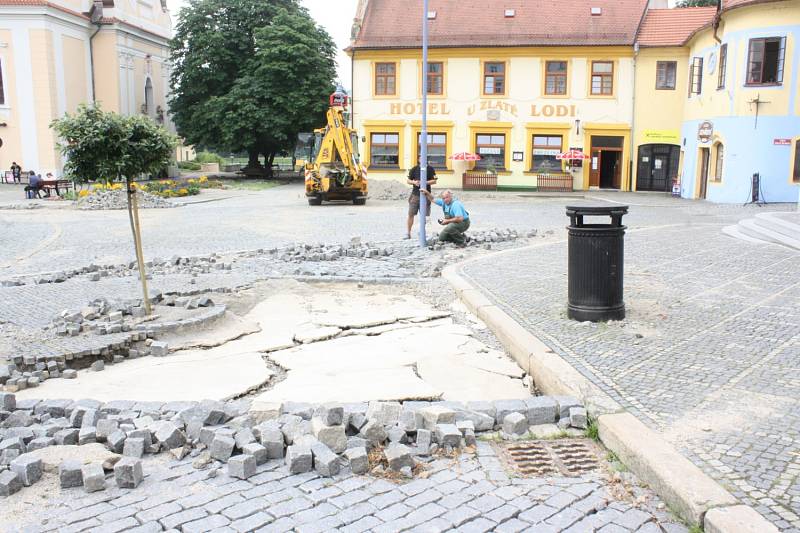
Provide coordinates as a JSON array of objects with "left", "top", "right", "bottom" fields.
[{"left": 418, "top": 0, "right": 429, "bottom": 248}]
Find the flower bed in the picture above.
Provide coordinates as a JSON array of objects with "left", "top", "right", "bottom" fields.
[{"left": 77, "top": 176, "right": 225, "bottom": 199}]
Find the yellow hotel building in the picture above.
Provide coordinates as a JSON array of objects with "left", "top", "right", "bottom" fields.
[
  {"left": 0, "top": 0, "right": 173, "bottom": 176},
  {"left": 349, "top": 0, "right": 800, "bottom": 202},
  {"left": 348, "top": 0, "right": 664, "bottom": 192}
]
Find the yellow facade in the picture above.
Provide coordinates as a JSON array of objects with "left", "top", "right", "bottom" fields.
[
  {"left": 352, "top": 47, "right": 635, "bottom": 191},
  {"left": 0, "top": 1, "right": 173, "bottom": 176},
  {"left": 634, "top": 0, "right": 800, "bottom": 201}
]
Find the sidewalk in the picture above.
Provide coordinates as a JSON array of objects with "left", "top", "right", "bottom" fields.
[{"left": 459, "top": 223, "right": 800, "bottom": 531}]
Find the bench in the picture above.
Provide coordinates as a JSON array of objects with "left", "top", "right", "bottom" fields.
[
  {"left": 462, "top": 171, "right": 498, "bottom": 191},
  {"left": 40, "top": 180, "right": 73, "bottom": 197},
  {"left": 4, "top": 170, "right": 26, "bottom": 184},
  {"left": 535, "top": 172, "right": 573, "bottom": 192}
]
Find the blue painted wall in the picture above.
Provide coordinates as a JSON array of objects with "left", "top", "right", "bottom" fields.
[
  {"left": 680, "top": 116, "right": 800, "bottom": 203},
  {"left": 678, "top": 16, "right": 800, "bottom": 203}
]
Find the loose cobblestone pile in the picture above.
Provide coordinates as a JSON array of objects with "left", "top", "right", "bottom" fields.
[
  {"left": 77, "top": 190, "right": 176, "bottom": 210},
  {"left": 0, "top": 394, "right": 590, "bottom": 498},
  {"left": 2, "top": 296, "right": 224, "bottom": 392},
  {"left": 368, "top": 180, "right": 409, "bottom": 201},
  {"left": 0, "top": 228, "right": 532, "bottom": 289}
]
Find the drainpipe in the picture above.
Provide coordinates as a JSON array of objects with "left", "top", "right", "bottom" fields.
[
  {"left": 88, "top": 23, "right": 101, "bottom": 102},
  {"left": 629, "top": 41, "right": 639, "bottom": 192},
  {"left": 712, "top": 0, "right": 722, "bottom": 43}
]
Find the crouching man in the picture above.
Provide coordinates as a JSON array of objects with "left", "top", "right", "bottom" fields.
[{"left": 420, "top": 188, "right": 470, "bottom": 246}]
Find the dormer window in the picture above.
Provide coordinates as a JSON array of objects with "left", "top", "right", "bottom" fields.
[
  {"left": 504, "top": 9, "right": 515, "bottom": 17},
  {"left": 591, "top": 7, "right": 602, "bottom": 15}
]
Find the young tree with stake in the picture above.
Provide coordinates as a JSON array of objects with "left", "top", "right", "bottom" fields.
[{"left": 52, "top": 104, "right": 176, "bottom": 314}]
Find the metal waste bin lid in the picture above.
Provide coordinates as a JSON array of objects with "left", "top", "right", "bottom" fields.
[{"left": 566, "top": 205, "right": 628, "bottom": 228}]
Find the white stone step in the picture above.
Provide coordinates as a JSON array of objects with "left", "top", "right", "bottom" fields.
[
  {"left": 722, "top": 224, "right": 777, "bottom": 246},
  {"left": 738, "top": 218, "right": 800, "bottom": 251},
  {"left": 754, "top": 212, "right": 800, "bottom": 240}
]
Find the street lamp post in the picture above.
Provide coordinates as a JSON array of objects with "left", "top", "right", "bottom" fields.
[{"left": 418, "top": 0, "right": 429, "bottom": 248}]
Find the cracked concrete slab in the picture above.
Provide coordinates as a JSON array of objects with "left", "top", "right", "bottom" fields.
[
  {"left": 16, "top": 347, "right": 273, "bottom": 402},
  {"left": 17, "top": 281, "right": 529, "bottom": 404},
  {"left": 161, "top": 313, "right": 261, "bottom": 351},
  {"left": 255, "top": 366, "right": 441, "bottom": 403}
]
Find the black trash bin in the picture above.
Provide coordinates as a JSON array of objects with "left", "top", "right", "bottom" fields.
[{"left": 566, "top": 205, "right": 629, "bottom": 322}]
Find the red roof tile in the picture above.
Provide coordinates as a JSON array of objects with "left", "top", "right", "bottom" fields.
[
  {"left": 636, "top": 7, "right": 716, "bottom": 47},
  {"left": 722, "top": 0, "right": 786, "bottom": 10},
  {"left": 0, "top": 0, "right": 88, "bottom": 20},
  {"left": 352, "top": 0, "right": 650, "bottom": 49}
]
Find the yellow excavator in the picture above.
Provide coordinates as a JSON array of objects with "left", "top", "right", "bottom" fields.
[{"left": 299, "top": 85, "right": 368, "bottom": 206}]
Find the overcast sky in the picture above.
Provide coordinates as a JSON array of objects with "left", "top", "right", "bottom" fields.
[
  {"left": 165, "top": 0, "right": 359, "bottom": 88},
  {"left": 165, "top": 0, "right": 679, "bottom": 90}
]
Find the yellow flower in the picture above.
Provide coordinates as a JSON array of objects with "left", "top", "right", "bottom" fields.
[
  {"left": 199, "top": 176, "right": 208, "bottom": 183},
  {"left": 78, "top": 190, "right": 90, "bottom": 198},
  {"left": 178, "top": 188, "right": 189, "bottom": 195},
  {"left": 187, "top": 178, "right": 196, "bottom": 184}
]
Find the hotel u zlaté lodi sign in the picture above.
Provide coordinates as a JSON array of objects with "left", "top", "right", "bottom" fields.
[{"left": 388, "top": 100, "right": 578, "bottom": 118}]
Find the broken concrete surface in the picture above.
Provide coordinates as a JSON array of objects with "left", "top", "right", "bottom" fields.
[
  {"left": 18, "top": 281, "right": 529, "bottom": 403},
  {"left": 15, "top": 347, "right": 272, "bottom": 402}
]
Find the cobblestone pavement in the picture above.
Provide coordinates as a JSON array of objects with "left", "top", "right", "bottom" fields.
[
  {"left": 7, "top": 441, "right": 688, "bottom": 533},
  {"left": 0, "top": 183, "right": 787, "bottom": 277},
  {"left": 1, "top": 183, "right": 797, "bottom": 531},
  {"left": 461, "top": 221, "right": 800, "bottom": 531}
]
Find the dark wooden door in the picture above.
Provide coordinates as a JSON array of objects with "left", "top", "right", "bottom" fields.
[
  {"left": 699, "top": 148, "right": 710, "bottom": 199},
  {"left": 590, "top": 149, "right": 601, "bottom": 187}
]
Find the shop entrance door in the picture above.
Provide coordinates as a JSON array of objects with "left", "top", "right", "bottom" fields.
[
  {"left": 590, "top": 136, "right": 624, "bottom": 189},
  {"left": 637, "top": 144, "right": 681, "bottom": 191},
  {"left": 698, "top": 147, "right": 710, "bottom": 199}
]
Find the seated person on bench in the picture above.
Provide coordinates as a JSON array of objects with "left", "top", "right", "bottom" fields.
[{"left": 25, "top": 171, "right": 42, "bottom": 199}]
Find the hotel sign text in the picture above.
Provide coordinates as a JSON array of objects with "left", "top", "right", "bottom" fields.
[{"left": 389, "top": 101, "right": 577, "bottom": 118}]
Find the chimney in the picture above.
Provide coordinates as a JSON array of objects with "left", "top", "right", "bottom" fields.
[
  {"left": 350, "top": 0, "right": 370, "bottom": 44},
  {"left": 90, "top": 0, "right": 103, "bottom": 23}
]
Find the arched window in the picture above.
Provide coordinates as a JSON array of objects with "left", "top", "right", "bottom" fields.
[
  {"left": 714, "top": 143, "right": 724, "bottom": 182},
  {"left": 144, "top": 78, "right": 154, "bottom": 117}
]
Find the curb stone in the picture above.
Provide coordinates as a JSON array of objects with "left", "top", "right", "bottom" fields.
[
  {"left": 704, "top": 505, "right": 780, "bottom": 533},
  {"left": 442, "top": 258, "right": 775, "bottom": 531}
]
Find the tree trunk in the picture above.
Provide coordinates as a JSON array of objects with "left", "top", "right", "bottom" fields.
[
  {"left": 265, "top": 152, "right": 275, "bottom": 179},
  {"left": 246, "top": 148, "right": 262, "bottom": 170}
]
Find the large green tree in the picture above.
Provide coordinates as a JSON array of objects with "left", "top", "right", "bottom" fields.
[
  {"left": 51, "top": 105, "right": 176, "bottom": 312},
  {"left": 169, "top": 0, "right": 337, "bottom": 175}
]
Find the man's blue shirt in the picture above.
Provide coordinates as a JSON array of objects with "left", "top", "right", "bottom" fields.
[{"left": 434, "top": 197, "right": 469, "bottom": 220}]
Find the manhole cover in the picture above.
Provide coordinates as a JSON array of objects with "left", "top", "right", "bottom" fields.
[{"left": 498, "top": 439, "right": 601, "bottom": 477}]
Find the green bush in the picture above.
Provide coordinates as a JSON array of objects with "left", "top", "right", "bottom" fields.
[
  {"left": 195, "top": 151, "right": 226, "bottom": 165},
  {"left": 178, "top": 160, "right": 201, "bottom": 171}
]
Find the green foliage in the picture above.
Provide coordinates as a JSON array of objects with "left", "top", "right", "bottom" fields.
[
  {"left": 676, "top": 0, "right": 717, "bottom": 7},
  {"left": 195, "top": 151, "right": 225, "bottom": 165},
  {"left": 169, "top": 0, "right": 337, "bottom": 165},
  {"left": 227, "top": 180, "right": 281, "bottom": 191},
  {"left": 51, "top": 104, "right": 176, "bottom": 184},
  {"left": 586, "top": 418, "right": 599, "bottom": 441},
  {"left": 178, "top": 160, "right": 202, "bottom": 171},
  {"left": 688, "top": 525, "right": 704, "bottom": 533}
]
